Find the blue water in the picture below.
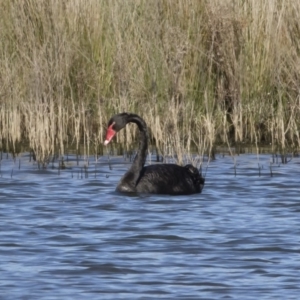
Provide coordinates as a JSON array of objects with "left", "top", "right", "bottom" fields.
[{"left": 0, "top": 152, "right": 300, "bottom": 299}]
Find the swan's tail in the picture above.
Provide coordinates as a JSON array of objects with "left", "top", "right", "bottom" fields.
[{"left": 185, "top": 164, "right": 205, "bottom": 192}]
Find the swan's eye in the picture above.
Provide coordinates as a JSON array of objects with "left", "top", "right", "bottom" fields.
[
  {"left": 107, "top": 120, "right": 115, "bottom": 129},
  {"left": 108, "top": 121, "right": 117, "bottom": 131}
]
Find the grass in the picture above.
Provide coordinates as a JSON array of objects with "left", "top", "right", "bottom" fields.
[{"left": 0, "top": 0, "right": 300, "bottom": 164}]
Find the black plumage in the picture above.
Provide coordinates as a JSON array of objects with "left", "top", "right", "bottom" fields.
[{"left": 104, "top": 113, "right": 205, "bottom": 195}]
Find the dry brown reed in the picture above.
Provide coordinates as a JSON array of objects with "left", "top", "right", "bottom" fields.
[{"left": 0, "top": 0, "right": 300, "bottom": 164}]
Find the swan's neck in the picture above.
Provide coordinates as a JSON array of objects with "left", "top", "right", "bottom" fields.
[{"left": 127, "top": 114, "right": 148, "bottom": 183}]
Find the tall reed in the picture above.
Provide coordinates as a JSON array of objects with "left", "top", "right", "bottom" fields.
[{"left": 0, "top": 0, "right": 299, "bottom": 163}]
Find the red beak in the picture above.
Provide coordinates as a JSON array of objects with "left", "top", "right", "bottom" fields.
[{"left": 104, "top": 123, "right": 116, "bottom": 145}]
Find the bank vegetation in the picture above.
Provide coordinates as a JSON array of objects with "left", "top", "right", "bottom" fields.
[{"left": 0, "top": 0, "right": 300, "bottom": 163}]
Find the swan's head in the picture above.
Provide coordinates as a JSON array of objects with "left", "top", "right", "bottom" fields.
[{"left": 104, "top": 113, "right": 129, "bottom": 145}]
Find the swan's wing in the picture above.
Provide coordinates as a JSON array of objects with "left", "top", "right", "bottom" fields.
[{"left": 136, "top": 164, "right": 203, "bottom": 195}]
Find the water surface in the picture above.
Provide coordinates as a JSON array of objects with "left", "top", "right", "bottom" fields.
[{"left": 0, "top": 152, "right": 300, "bottom": 299}]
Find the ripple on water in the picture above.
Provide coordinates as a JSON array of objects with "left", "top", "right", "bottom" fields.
[{"left": 0, "top": 153, "right": 300, "bottom": 299}]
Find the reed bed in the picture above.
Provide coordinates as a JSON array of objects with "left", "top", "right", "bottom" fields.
[{"left": 0, "top": 0, "right": 300, "bottom": 164}]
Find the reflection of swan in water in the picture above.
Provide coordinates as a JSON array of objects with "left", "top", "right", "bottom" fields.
[{"left": 104, "top": 113, "right": 205, "bottom": 195}]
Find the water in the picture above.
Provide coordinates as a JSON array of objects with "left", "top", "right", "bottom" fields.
[{"left": 0, "top": 152, "right": 300, "bottom": 299}]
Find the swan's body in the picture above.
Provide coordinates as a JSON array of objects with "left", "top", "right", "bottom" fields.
[{"left": 104, "top": 113, "right": 205, "bottom": 195}]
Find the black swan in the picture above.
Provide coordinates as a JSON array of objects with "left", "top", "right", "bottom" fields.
[{"left": 104, "top": 113, "right": 205, "bottom": 195}]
